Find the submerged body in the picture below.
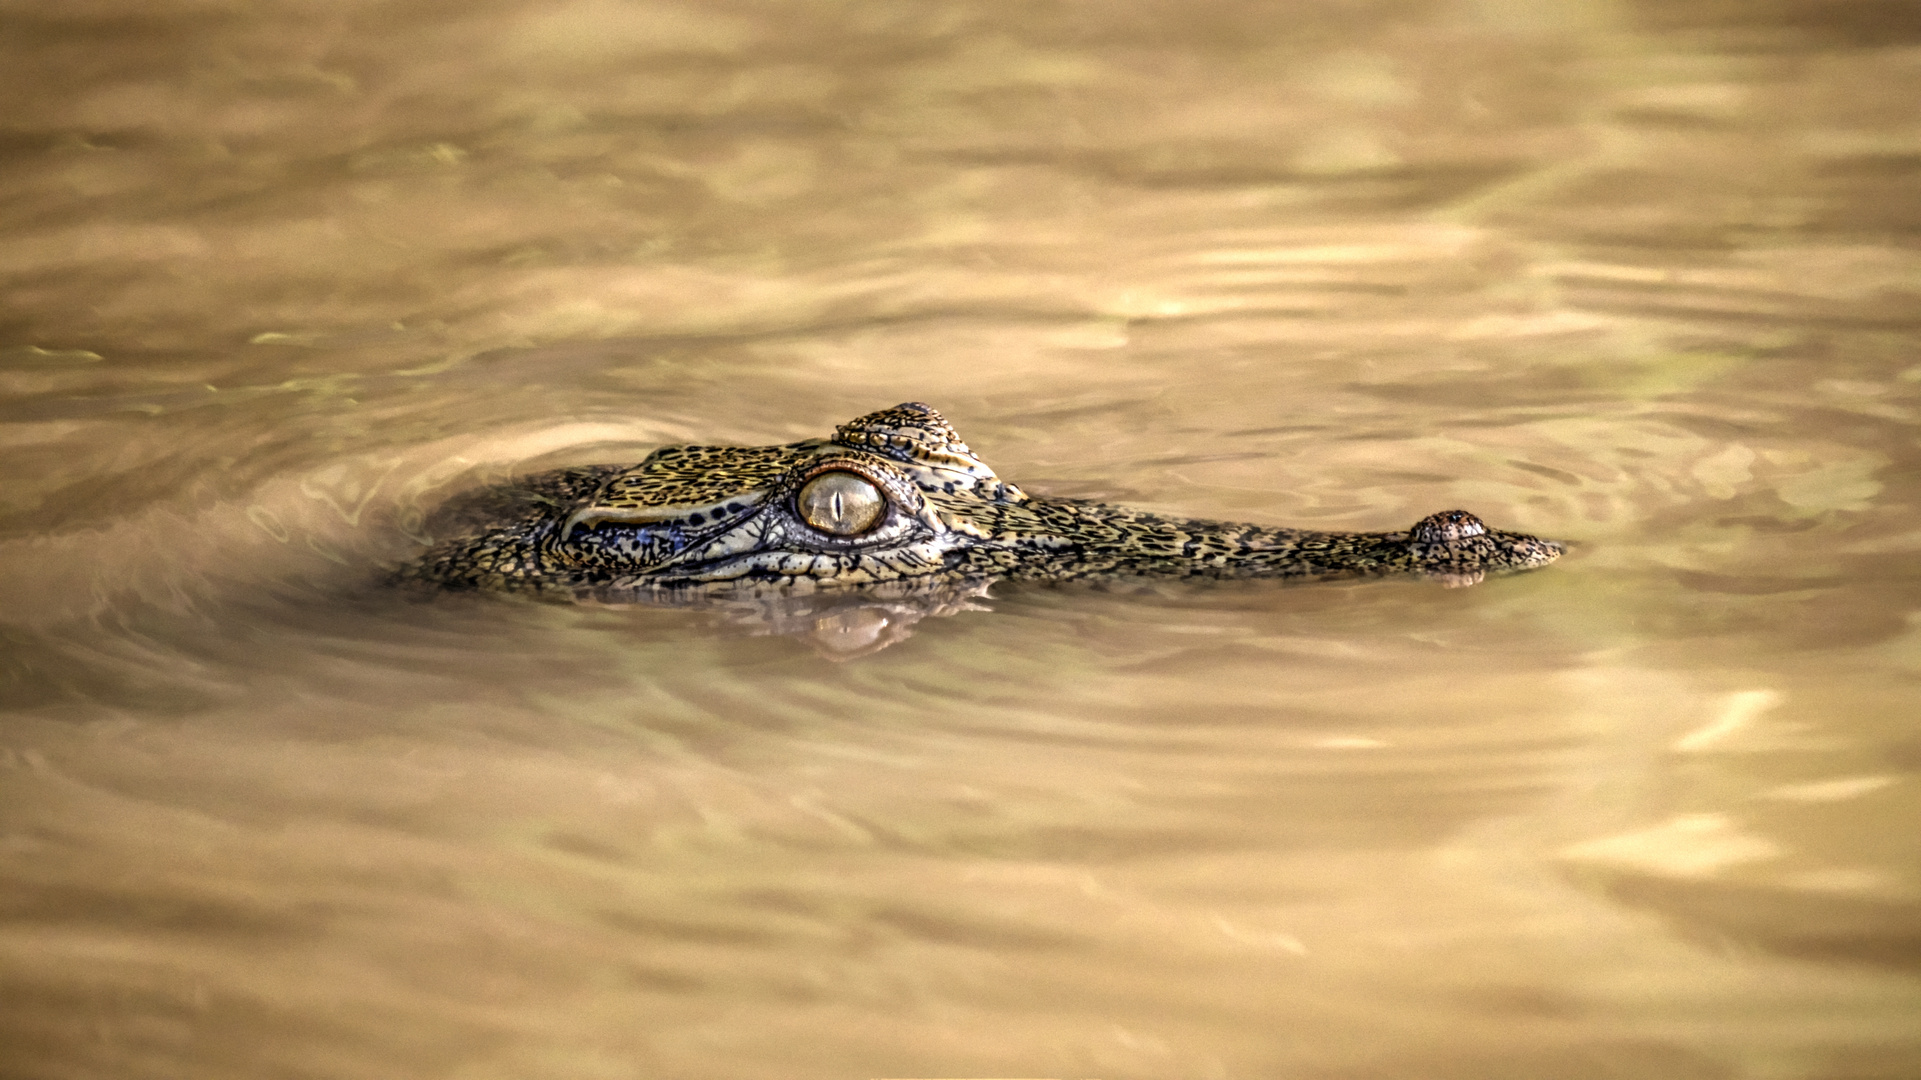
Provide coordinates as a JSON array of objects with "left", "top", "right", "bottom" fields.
[{"left": 407, "top": 403, "right": 1563, "bottom": 595}]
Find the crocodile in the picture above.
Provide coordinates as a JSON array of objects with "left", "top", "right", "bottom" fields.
[{"left": 405, "top": 402, "right": 1563, "bottom": 601}]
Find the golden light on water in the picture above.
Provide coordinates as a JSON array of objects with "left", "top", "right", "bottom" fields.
[{"left": 2, "top": 1, "right": 1920, "bottom": 1078}]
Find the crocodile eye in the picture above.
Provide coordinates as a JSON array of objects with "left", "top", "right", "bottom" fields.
[{"left": 796, "top": 471, "right": 886, "bottom": 536}]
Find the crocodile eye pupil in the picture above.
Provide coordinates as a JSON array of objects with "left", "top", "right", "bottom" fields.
[{"left": 797, "top": 471, "right": 885, "bottom": 536}]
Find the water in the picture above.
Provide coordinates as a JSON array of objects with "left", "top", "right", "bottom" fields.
[{"left": 3, "top": 2, "right": 1920, "bottom": 1077}]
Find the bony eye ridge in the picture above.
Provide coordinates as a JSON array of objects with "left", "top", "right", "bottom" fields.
[{"left": 796, "top": 470, "right": 886, "bottom": 536}]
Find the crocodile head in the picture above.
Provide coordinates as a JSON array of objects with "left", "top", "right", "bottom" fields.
[
  {"left": 410, "top": 402, "right": 1564, "bottom": 595},
  {"left": 545, "top": 402, "right": 1024, "bottom": 588}
]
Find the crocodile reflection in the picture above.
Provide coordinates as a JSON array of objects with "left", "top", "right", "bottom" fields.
[{"left": 404, "top": 402, "right": 1562, "bottom": 654}]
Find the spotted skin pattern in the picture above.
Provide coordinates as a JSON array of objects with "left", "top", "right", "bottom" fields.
[{"left": 406, "top": 402, "right": 1563, "bottom": 594}]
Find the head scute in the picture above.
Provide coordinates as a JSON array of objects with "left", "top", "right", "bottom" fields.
[
  {"left": 560, "top": 444, "right": 797, "bottom": 539},
  {"left": 833, "top": 402, "right": 971, "bottom": 456},
  {"left": 831, "top": 402, "right": 1003, "bottom": 490}
]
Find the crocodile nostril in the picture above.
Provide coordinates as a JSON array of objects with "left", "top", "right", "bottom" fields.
[{"left": 1410, "top": 509, "right": 1488, "bottom": 544}]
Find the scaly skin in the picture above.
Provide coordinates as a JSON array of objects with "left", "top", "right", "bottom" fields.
[{"left": 403, "top": 402, "right": 1563, "bottom": 594}]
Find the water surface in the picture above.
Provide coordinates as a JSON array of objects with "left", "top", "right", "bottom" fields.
[{"left": 3, "top": 1, "right": 1920, "bottom": 1078}]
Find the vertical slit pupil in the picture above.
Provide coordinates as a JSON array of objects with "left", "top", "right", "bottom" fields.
[{"left": 799, "top": 471, "right": 884, "bottom": 535}]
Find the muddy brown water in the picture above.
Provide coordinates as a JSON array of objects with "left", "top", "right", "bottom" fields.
[{"left": 3, "top": 2, "right": 1920, "bottom": 1078}]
